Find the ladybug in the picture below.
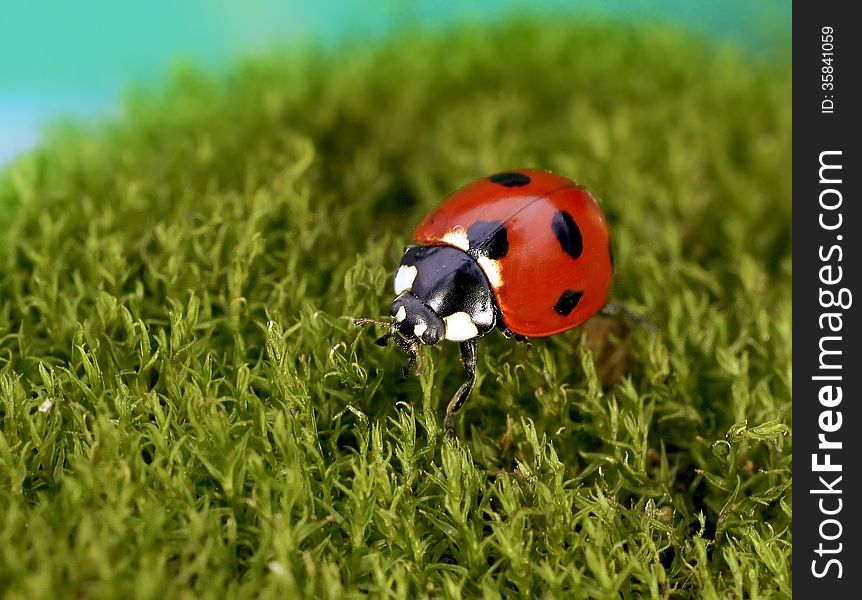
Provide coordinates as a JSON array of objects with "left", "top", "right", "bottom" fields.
[{"left": 357, "top": 169, "right": 614, "bottom": 437}]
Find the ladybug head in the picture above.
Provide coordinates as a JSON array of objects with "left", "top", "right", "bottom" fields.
[
  {"left": 356, "top": 293, "right": 444, "bottom": 348},
  {"left": 354, "top": 293, "right": 444, "bottom": 378},
  {"left": 388, "top": 293, "right": 444, "bottom": 346}
]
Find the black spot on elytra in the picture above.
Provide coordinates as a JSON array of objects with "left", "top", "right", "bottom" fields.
[
  {"left": 467, "top": 221, "right": 508, "bottom": 259},
  {"left": 554, "top": 290, "right": 583, "bottom": 316},
  {"left": 489, "top": 172, "right": 531, "bottom": 187},
  {"left": 552, "top": 211, "right": 583, "bottom": 259}
]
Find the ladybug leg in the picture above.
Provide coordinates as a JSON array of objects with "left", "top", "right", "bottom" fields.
[
  {"left": 499, "top": 323, "right": 532, "bottom": 348},
  {"left": 444, "top": 340, "right": 477, "bottom": 439},
  {"left": 513, "top": 334, "right": 532, "bottom": 347},
  {"left": 393, "top": 333, "right": 422, "bottom": 378}
]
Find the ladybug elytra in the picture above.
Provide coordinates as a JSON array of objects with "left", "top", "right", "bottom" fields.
[{"left": 357, "top": 169, "right": 614, "bottom": 437}]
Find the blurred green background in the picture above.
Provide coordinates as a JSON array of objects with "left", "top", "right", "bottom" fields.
[{"left": 1, "top": 0, "right": 789, "bottom": 164}]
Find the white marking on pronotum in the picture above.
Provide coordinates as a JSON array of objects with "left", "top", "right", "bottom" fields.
[
  {"left": 471, "top": 302, "right": 495, "bottom": 327},
  {"left": 414, "top": 323, "right": 428, "bottom": 338},
  {"left": 441, "top": 227, "right": 470, "bottom": 251},
  {"left": 476, "top": 256, "right": 503, "bottom": 289},
  {"left": 444, "top": 312, "right": 479, "bottom": 341},
  {"left": 393, "top": 265, "right": 418, "bottom": 294},
  {"left": 395, "top": 306, "right": 407, "bottom": 322}
]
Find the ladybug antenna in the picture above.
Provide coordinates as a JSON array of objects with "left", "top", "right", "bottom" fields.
[
  {"left": 353, "top": 317, "right": 395, "bottom": 346},
  {"left": 353, "top": 317, "right": 391, "bottom": 328}
]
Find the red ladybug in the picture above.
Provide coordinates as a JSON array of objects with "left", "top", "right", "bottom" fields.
[{"left": 357, "top": 169, "right": 613, "bottom": 437}]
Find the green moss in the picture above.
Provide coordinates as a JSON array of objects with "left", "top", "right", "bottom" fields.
[{"left": 0, "top": 20, "right": 791, "bottom": 598}]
